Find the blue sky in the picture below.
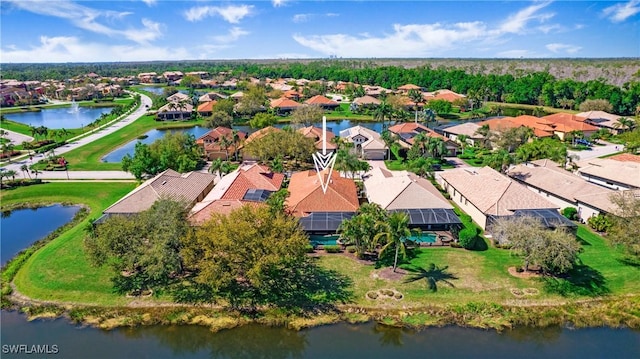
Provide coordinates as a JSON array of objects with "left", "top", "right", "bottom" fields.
[{"left": 1, "top": 1, "right": 638, "bottom": 62}]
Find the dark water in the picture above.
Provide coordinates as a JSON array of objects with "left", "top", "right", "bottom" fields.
[
  {"left": 101, "top": 126, "right": 211, "bottom": 162},
  {"left": 4, "top": 107, "right": 113, "bottom": 129},
  {"left": 1, "top": 311, "right": 638, "bottom": 359},
  {"left": 0, "top": 204, "right": 80, "bottom": 265}
]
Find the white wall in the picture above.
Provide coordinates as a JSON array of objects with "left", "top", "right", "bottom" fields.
[{"left": 439, "top": 178, "right": 488, "bottom": 230}]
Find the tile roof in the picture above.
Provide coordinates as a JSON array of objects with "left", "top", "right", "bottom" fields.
[
  {"left": 542, "top": 113, "right": 598, "bottom": 132},
  {"left": 364, "top": 167, "right": 451, "bottom": 210},
  {"left": 104, "top": 170, "right": 215, "bottom": 215},
  {"left": 221, "top": 163, "right": 284, "bottom": 200},
  {"left": 243, "top": 126, "right": 282, "bottom": 145},
  {"left": 197, "top": 101, "right": 217, "bottom": 113},
  {"left": 576, "top": 158, "right": 640, "bottom": 188},
  {"left": 298, "top": 126, "right": 337, "bottom": 150},
  {"left": 442, "top": 122, "right": 482, "bottom": 137},
  {"left": 398, "top": 84, "right": 422, "bottom": 91},
  {"left": 304, "top": 95, "right": 339, "bottom": 106},
  {"left": 440, "top": 166, "right": 557, "bottom": 216},
  {"left": 339, "top": 125, "right": 387, "bottom": 150},
  {"left": 286, "top": 170, "right": 359, "bottom": 216},
  {"left": 270, "top": 97, "right": 302, "bottom": 109},
  {"left": 196, "top": 127, "right": 246, "bottom": 154},
  {"left": 608, "top": 153, "right": 640, "bottom": 163},
  {"left": 352, "top": 95, "right": 381, "bottom": 106},
  {"left": 576, "top": 111, "right": 625, "bottom": 130},
  {"left": 188, "top": 200, "right": 263, "bottom": 225},
  {"left": 507, "top": 160, "right": 615, "bottom": 211}
]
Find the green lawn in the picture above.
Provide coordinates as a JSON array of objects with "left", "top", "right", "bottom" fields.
[
  {"left": 2, "top": 182, "right": 136, "bottom": 305},
  {"left": 318, "top": 226, "right": 640, "bottom": 307},
  {"left": 56, "top": 115, "right": 204, "bottom": 171}
]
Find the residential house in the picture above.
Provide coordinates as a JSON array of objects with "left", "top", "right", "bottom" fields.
[
  {"left": 441, "top": 122, "right": 484, "bottom": 147},
  {"left": 198, "top": 92, "right": 227, "bottom": 103},
  {"left": 163, "top": 71, "right": 184, "bottom": 83},
  {"left": 575, "top": 158, "right": 640, "bottom": 190},
  {"left": 576, "top": 111, "right": 628, "bottom": 134},
  {"left": 388, "top": 122, "right": 459, "bottom": 156},
  {"left": 507, "top": 160, "right": 616, "bottom": 221},
  {"left": 423, "top": 89, "right": 466, "bottom": 103},
  {"left": 283, "top": 90, "right": 302, "bottom": 101},
  {"left": 270, "top": 97, "right": 303, "bottom": 115},
  {"left": 541, "top": 113, "right": 598, "bottom": 140},
  {"left": 304, "top": 95, "right": 340, "bottom": 110},
  {"left": 157, "top": 102, "right": 194, "bottom": 120},
  {"left": 137, "top": 72, "right": 158, "bottom": 83},
  {"left": 102, "top": 169, "right": 215, "bottom": 219},
  {"left": 287, "top": 170, "right": 359, "bottom": 221},
  {"left": 196, "top": 101, "right": 217, "bottom": 117},
  {"left": 189, "top": 163, "right": 284, "bottom": 224},
  {"left": 166, "top": 92, "right": 190, "bottom": 103},
  {"left": 339, "top": 126, "right": 388, "bottom": 160},
  {"left": 397, "top": 84, "right": 423, "bottom": 94},
  {"left": 298, "top": 126, "right": 337, "bottom": 152},
  {"left": 229, "top": 91, "right": 244, "bottom": 102},
  {"left": 363, "top": 85, "right": 391, "bottom": 97},
  {"left": 364, "top": 167, "right": 461, "bottom": 231},
  {"left": 196, "top": 127, "right": 246, "bottom": 160},
  {"left": 438, "top": 166, "right": 559, "bottom": 230},
  {"left": 351, "top": 95, "right": 381, "bottom": 109}
]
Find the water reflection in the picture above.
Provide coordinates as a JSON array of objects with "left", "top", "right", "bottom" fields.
[
  {"left": 371, "top": 323, "right": 416, "bottom": 347},
  {"left": 3, "top": 107, "right": 113, "bottom": 129}
]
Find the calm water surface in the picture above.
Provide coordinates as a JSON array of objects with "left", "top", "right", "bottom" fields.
[
  {"left": 4, "top": 107, "right": 114, "bottom": 129},
  {"left": 1, "top": 311, "right": 638, "bottom": 359},
  {"left": 0, "top": 204, "right": 80, "bottom": 265}
]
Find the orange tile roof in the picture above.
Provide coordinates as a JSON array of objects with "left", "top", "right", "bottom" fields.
[
  {"left": 221, "top": 164, "right": 284, "bottom": 200},
  {"left": 478, "top": 117, "right": 519, "bottom": 131},
  {"left": 244, "top": 126, "right": 282, "bottom": 145},
  {"left": 298, "top": 126, "right": 337, "bottom": 150},
  {"left": 608, "top": 153, "right": 640, "bottom": 163},
  {"left": 398, "top": 84, "right": 422, "bottom": 91},
  {"left": 286, "top": 170, "right": 359, "bottom": 216},
  {"left": 542, "top": 113, "right": 598, "bottom": 132},
  {"left": 388, "top": 122, "right": 447, "bottom": 141},
  {"left": 304, "top": 95, "right": 339, "bottom": 106},
  {"left": 188, "top": 200, "right": 263, "bottom": 225},
  {"left": 197, "top": 101, "right": 217, "bottom": 113},
  {"left": 270, "top": 97, "right": 302, "bottom": 109}
]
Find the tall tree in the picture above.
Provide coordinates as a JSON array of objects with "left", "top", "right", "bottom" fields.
[
  {"left": 338, "top": 203, "right": 387, "bottom": 259},
  {"left": 374, "top": 212, "right": 413, "bottom": 272},
  {"left": 407, "top": 89, "right": 423, "bottom": 123},
  {"left": 607, "top": 191, "right": 640, "bottom": 259}
]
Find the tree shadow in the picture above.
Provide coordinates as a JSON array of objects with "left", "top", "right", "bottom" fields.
[
  {"left": 374, "top": 243, "right": 417, "bottom": 269},
  {"left": 470, "top": 236, "right": 488, "bottom": 251},
  {"left": 403, "top": 263, "right": 458, "bottom": 292},
  {"left": 542, "top": 264, "right": 609, "bottom": 297},
  {"left": 617, "top": 256, "right": 640, "bottom": 267},
  {"left": 371, "top": 323, "right": 416, "bottom": 347}
]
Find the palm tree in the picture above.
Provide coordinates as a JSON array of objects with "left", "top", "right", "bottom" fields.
[
  {"left": 408, "top": 89, "right": 423, "bottom": 123},
  {"left": 218, "top": 136, "right": 232, "bottom": 161},
  {"left": 427, "top": 137, "right": 448, "bottom": 159},
  {"left": 403, "top": 263, "right": 458, "bottom": 292},
  {"left": 457, "top": 134, "right": 470, "bottom": 151},
  {"left": 269, "top": 155, "right": 284, "bottom": 173},
  {"left": 373, "top": 101, "right": 393, "bottom": 129},
  {"left": 475, "top": 124, "right": 493, "bottom": 149},
  {"left": 374, "top": 212, "right": 413, "bottom": 272},
  {"left": 408, "top": 156, "right": 436, "bottom": 179},
  {"left": 231, "top": 129, "right": 241, "bottom": 161},
  {"left": 614, "top": 117, "right": 637, "bottom": 132},
  {"left": 20, "top": 164, "right": 31, "bottom": 179},
  {"left": 30, "top": 168, "right": 41, "bottom": 179},
  {"left": 485, "top": 149, "right": 514, "bottom": 173},
  {"left": 209, "top": 158, "right": 223, "bottom": 177},
  {"left": 5, "top": 169, "right": 17, "bottom": 181}
]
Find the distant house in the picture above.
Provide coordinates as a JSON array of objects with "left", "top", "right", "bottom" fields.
[
  {"left": 438, "top": 166, "right": 559, "bottom": 230},
  {"left": 166, "top": 92, "right": 190, "bottom": 103},
  {"left": 541, "top": 113, "right": 598, "bottom": 140},
  {"left": 575, "top": 158, "right": 640, "bottom": 190},
  {"left": 163, "top": 71, "right": 184, "bottom": 83},
  {"left": 388, "top": 122, "right": 459, "bottom": 156},
  {"left": 102, "top": 169, "right": 215, "bottom": 219},
  {"left": 195, "top": 127, "right": 246, "bottom": 160},
  {"left": 577, "top": 111, "right": 627, "bottom": 134},
  {"left": 229, "top": 91, "right": 244, "bottom": 102},
  {"left": 397, "top": 84, "right": 423, "bottom": 93},
  {"left": 298, "top": 126, "right": 337, "bottom": 152},
  {"left": 157, "top": 102, "right": 193, "bottom": 120},
  {"left": 339, "top": 126, "right": 388, "bottom": 160},
  {"left": 507, "top": 160, "right": 616, "bottom": 221},
  {"left": 351, "top": 95, "right": 381, "bottom": 109},
  {"left": 189, "top": 163, "right": 284, "bottom": 224},
  {"left": 441, "top": 122, "right": 484, "bottom": 147},
  {"left": 270, "top": 97, "right": 303, "bottom": 115},
  {"left": 304, "top": 95, "right": 340, "bottom": 110},
  {"left": 423, "top": 89, "right": 466, "bottom": 103},
  {"left": 364, "top": 167, "right": 461, "bottom": 231},
  {"left": 286, "top": 170, "right": 359, "bottom": 218},
  {"left": 198, "top": 92, "right": 227, "bottom": 103}
]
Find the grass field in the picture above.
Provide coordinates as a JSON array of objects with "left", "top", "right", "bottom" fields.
[{"left": 2, "top": 182, "right": 136, "bottom": 305}]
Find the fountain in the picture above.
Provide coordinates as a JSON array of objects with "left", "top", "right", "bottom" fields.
[{"left": 69, "top": 100, "right": 80, "bottom": 114}]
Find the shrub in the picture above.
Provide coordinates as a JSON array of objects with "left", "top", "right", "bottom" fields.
[
  {"left": 304, "top": 244, "right": 315, "bottom": 253},
  {"left": 588, "top": 215, "right": 612, "bottom": 233},
  {"left": 346, "top": 246, "right": 357, "bottom": 254},
  {"left": 561, "top": 207, "right": 578, "bottom": 220},
  {"left": 458, "top": 227, "right": 478, "bottom": 249},
  {"left": 324, "top": 245, "right": 342, "bottom": 253}
]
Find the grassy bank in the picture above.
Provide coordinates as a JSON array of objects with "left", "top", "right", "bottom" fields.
[
  {"left": 1, "top": 182, "right": 136, "bottom": 306},
  {"left": 57, "top": 116, "right": 204, "bottom": 171}
]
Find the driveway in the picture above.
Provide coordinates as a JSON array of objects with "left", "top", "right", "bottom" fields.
[{"left": 568, "top": 140, "right": 623, "bottom": 162}]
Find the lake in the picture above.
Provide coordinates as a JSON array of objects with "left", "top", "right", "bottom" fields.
[
  {"left": 101, "top": 126, "right": 211, "bottom": 162},
  {"left": 3, "top": 106, "right": 114, "bottom": 130},
  {"left": 1, "top": 311, "right": 638, "bottom": 359},
  {"left": 0, "top": 204, "right": 80, "bottom": 265},
  {"left": 101, "top": 120, "right": 385, "bottom": 163}
]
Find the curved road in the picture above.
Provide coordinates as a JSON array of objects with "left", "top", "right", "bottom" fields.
[{"left": 1, "top": 93, "right": 152, "bottom": 180}]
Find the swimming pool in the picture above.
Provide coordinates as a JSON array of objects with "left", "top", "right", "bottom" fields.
[
  {"left": 407, "top": 233, "right": 438, "bottom": 243},
  {"left": 309, "top": 235, "right": 339, "bottom": 246}
]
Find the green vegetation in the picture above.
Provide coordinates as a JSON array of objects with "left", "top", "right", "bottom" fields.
[{"left": 1, "top": 182, "right": 136, "bottom": 305}]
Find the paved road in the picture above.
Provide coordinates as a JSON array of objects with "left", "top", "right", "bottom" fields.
[
  {"left": 2, "top": 129, "right": 33, "bottom": 144},
  {"left": 1, "top": 92, "right": 151, "bottom": 180}
]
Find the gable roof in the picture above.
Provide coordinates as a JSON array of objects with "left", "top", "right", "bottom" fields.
[
  {"left": 364, "top": 167, "right": 452, "bottom": 210},
  {"left": 270, "top": 97, "right": 302, "bottom": 109},
  {"left": 339, "top": 125, "right": 386, "bottom": 150},
  {"left": 542, "top": 113, "right": 598, "bottom": 132},
  {"left": 197, "top": 101, "right": 217, "bottom": 113},
  {"left": 442, "top": 122, "right": 482, "bottom": 138},
  {"left": 298, "top": 126, "right": 337, "bottom": 150},
  {"left": 398, "top": 84, "right": 422, "bottom": 91},
  {"left": 243, "top": 126, "right": 282, "bottom": 145},
  {"left": 440, "top": 166, "right": 557, "bottom": 216},
  {"left": 104, "top": 170, "right": 215, "bottom": 215},
  {"left": 196, "top": 127, "right": 246, "bottom": 152},
  {"left": 221, "top": 163, "right": 284, "bottom": 200},
  {"left": 166, "top": 92, "right": 190, "bottom": 103},
  {"left": 352, "top": 95, "right": 381, "bottom": 106},
  {"left": 286, "top": 170, "right": 359, "bottom": 216},
  {"left": 577, "top": 111, "right": 626, "bottom": 130},
  {"left": 507, "top": 160, "right": 615, "bottom": 211}
]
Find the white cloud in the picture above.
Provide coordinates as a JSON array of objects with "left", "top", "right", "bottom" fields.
[
  {"left": 272, "top": 0, "right": 287, "bottom": 7},
  {"left": 141, "top": 0, "right": 156, "bottom": 6},
  {"left": 546, "top": 43, "right": 582, "bottom": 54},
  {"left": 538, "top": 24, "right": 562, "bottom": 34},
  {"left": 294, "top": 22, "right": 487, "bottom": 57},
  {"left": 1, "top": 36, "right": 190, "bottom": 62},
  {"left": 603, "top": 0, "right": 640, "bottom": 23},
  {"left": 5, "top": 0, "right": 162, "bottom": 44},
  {"left": 498, "top": 1, "right": 554, "bottom": 34},
  {"left": 293, "top": 14, "right": 311, "bottom": 23},
  {"left": 212, "top": 27, "right": 249, "bottom": 44},
  {"left": 184, "top": 4, "right": 253, "bottom": 23}
]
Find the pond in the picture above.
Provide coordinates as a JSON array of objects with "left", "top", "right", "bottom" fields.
[
  {"left": 1, "top": 311, "right": 638, "bottom": 359},
  {"left": 101, "top": 126, "right": 211, "bottom": 162},
  {"left": 0, "top": 204, "right": 80, "bottom": 265},
  {"left": 138, "top": 86, "right": 165, "bottom": 95},
  {"left": 3, "top": 106, "right": 114, "bottom": 130}
]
